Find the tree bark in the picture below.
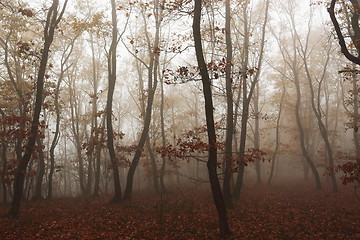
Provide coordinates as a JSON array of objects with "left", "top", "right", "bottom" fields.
[
  {"left": 48, "top": 40, "right": 75, "bottom": 199},
  {"left": 89, "top": 34, "right": 103, "bottom": 197},
  {"left": 0, "top": 113, "right": 8, "bottom": 203},
  {"left": 222, "top": 0, "right": 234, "bottom": 209},
  {"left": 159, "top": 72, "right": 167, "bottom": 193},
  {"left": 253, "top": 82, "right": 262, "bottom": 185},
  {"left": 294, "top": 70, "right": 321, "bottom": 190},
  {"left": 69, "top": 78, "right": 86, "bottom": 195},
  {"left": 233, "top": 0, "right": 254, "bottom": 200},
  {"left": 147, "top": 140, "right": 160, "bottom": 194},
  {"left": 107, "top": 0, "right": 122, "bottom": 203},
  {"left": 268, "top": 82, "right": 285, "bottom": 186},
  {"left": 33, "top": 137, "right": 45, "bottom": 200},
  {"left": 123, "top": 0, "right": 161, "bottom": 200},
  {"left": 299, "top": 36, "right": 338, "bottom": 192},
  {"left": 193, "top": 0, "right": 232, "bottom": 236},
  {"left": 328, "top": 0, "right": 360, "bottom": 65},
  {"left": 7, "top": 0, "right": 67, "bottom": 217}
]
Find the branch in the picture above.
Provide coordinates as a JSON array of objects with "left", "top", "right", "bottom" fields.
[{"left": 328, "top": 0, "right": 360, "bottom": 65}]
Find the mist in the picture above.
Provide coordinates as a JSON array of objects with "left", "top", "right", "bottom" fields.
[{"left": 0, "top": 0, "right": 359, "bottom": 239}]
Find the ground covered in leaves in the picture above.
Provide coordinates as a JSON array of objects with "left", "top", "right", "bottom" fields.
[{"left": 1, "top": 181, "right": 360, "bottom": 239}]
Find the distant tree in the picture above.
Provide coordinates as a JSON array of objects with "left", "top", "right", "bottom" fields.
[
  {"left": 233, "top": 0, "right": 269, "bottom": 199},
  {"left": 123, "top": 0, "right": 162, "bottom": 200},
  {"left": 268, "top": 80, "right": 286, "bottom": 186},
  {"left": 276, "top": 1, "right": 321, "bottom": 190},
  {"left": 297, "top": 24, "right": 338, "bottom": 192}
]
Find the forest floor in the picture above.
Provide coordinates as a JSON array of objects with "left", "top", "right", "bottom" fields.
[{"left": 0, "top": 181, "right": 360, "bottom": 240}]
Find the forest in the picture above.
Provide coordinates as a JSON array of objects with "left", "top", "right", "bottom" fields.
[{"left": 0, "top": 0, "right": 360, "bottom": 239}]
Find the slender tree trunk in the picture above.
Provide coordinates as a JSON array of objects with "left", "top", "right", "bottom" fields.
[
  {"left": 253, "top": 82, "right": 262, "bottom": 185},
  {"left": 85, "top": 155, "right": 93, "bottom": 195},
  {"left": 233, "top": 0, "right": 269, "bottom": 199},
  {"left": 301, "top": 44, "right": 338, "bottom": 192},
  {"left": 33, "top": 137, "right": 45, "bottom": 200},
  {"left": 48, "top": 69, "right": 63, "bottom": 199},
  {"left": 294, "top": 70, "right": 321, "bottom": 190},
  {"left": 268, "top": 82, "right": 285, "bottom": 186},
  {"left": 222, "top": 0, "right": 234, "bottom": 209},
  {"left": 193, "top": 0, "right": 232, "bottom": 236},
  {"left": 295, "top": 88, "right": 321, "bottom": 188},
  {"left": 1, "top": 123, "right": 8, "bottom": 203},
  {"left": 7, "top": 0, "right": 67, "bottom": 217},
  {"left": 93, "top": 118, "right": 105, "bottom": 197},
  {"left": 288, "top": 11, "right": 321, "bottom": 190},
  {"left": 159, "top": 74, "right": 167, "bottom": 193},
  {"left": 123, "top": 0, "right": 161, "bottom": 200},
  {"left": 69, "top": 81, "right": 86, "bottom": 195},
  {"left": 89, "top": 35, "right": 101, "bottom": 197},
  {"left": 147, "top": 140, "right": 160, "bottom": 194},
  {"left": 233, "top": 0, "right": 251, "bottom": 200},
  {"left": 107, "top": 0, "right": 122, "bottom": 203}
]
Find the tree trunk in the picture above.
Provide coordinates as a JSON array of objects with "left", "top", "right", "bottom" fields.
[
  {"left": 222, "top": 0, "right": 234, "bottom": 209},
  {"left": 233, "top": 0, "right": 251, "bottom": 200},
  {"left": 233, "top": 0, "right": 269, "bottom": 199},
  {"left": 1, "top": 124, "right": 8, "bottom": 203},
  {"left": 107, "top": 0, "right": 122, "bottom": 203},
  {"left": 123, "top": 0, "right": 161, "bottom": 200},
  {"left": 193, "top": 0, "right": 232, "bottom": 236},
  {"left": 7, "top": 0, "right": 67, "bottom": 217},
  {"left": 69, "top": 80, "right": 86, "bottom": 195},
  {"left": 159, "top": 74, "right": 167, "bottom": 193},
  {"left": 268, "top": 81, "right": 285, "bottom": 186},
  {"left": 294, "top": 69, "right": 321, "bottom": 190},
  {"left": 33, "top": 137, "right": 45, "bottom": 200},
  {"left": 301, "top": 40, "right": 338, "bottom": 192},
  {"left": 253, "top": 82, "right": 262, "bottom": 185},
  {"left": 147, "top": 140, "right": 160, "bottom": 194}
]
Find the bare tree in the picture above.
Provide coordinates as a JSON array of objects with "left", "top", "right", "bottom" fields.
[
  {"left": 107, "top": 0, "right": 122, "bottom": 203},
  {"left": 222, "top": 0, "right": 234, "bottom": 209},
  {"left": 123, "top": 0, "right": 161, "bottom": 200},
  {"left": 193, "top": 0, "right": 231, "bottom": 236}
]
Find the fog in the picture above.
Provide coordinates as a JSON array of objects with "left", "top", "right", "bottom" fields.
[{"left": 1, "top": 0, "right": 360, "bottom": 238}]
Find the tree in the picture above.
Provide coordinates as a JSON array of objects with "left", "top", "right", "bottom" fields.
[
  {"left": 268, "top": 80, "right": 286, "bottom": 186},
  {"left": 193, "top": 0, "right": 231, "bottom": 236},
  {"left": 297, "top": 25, "right": 338, "bottom": 192},
  {"left": 107, "top": 0, "right": 122, "bottom": 203},
  {"left": 222, "top": 0, "right": 234, "bottom": 209},
  {"left": 233, "top": 0, "right": 269, "bottom": 199},
  {"left": 7, "top": 0, "right": 68, "bottom": 217},
  {"left": 277, "top": 1, "right": 321, "bottom": 190},
  {"left": 47, "top": 35, "right": 78, "bottom": 200},
  {"left": 123, "top": 0, "right": 162, "bottom": 200}
]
